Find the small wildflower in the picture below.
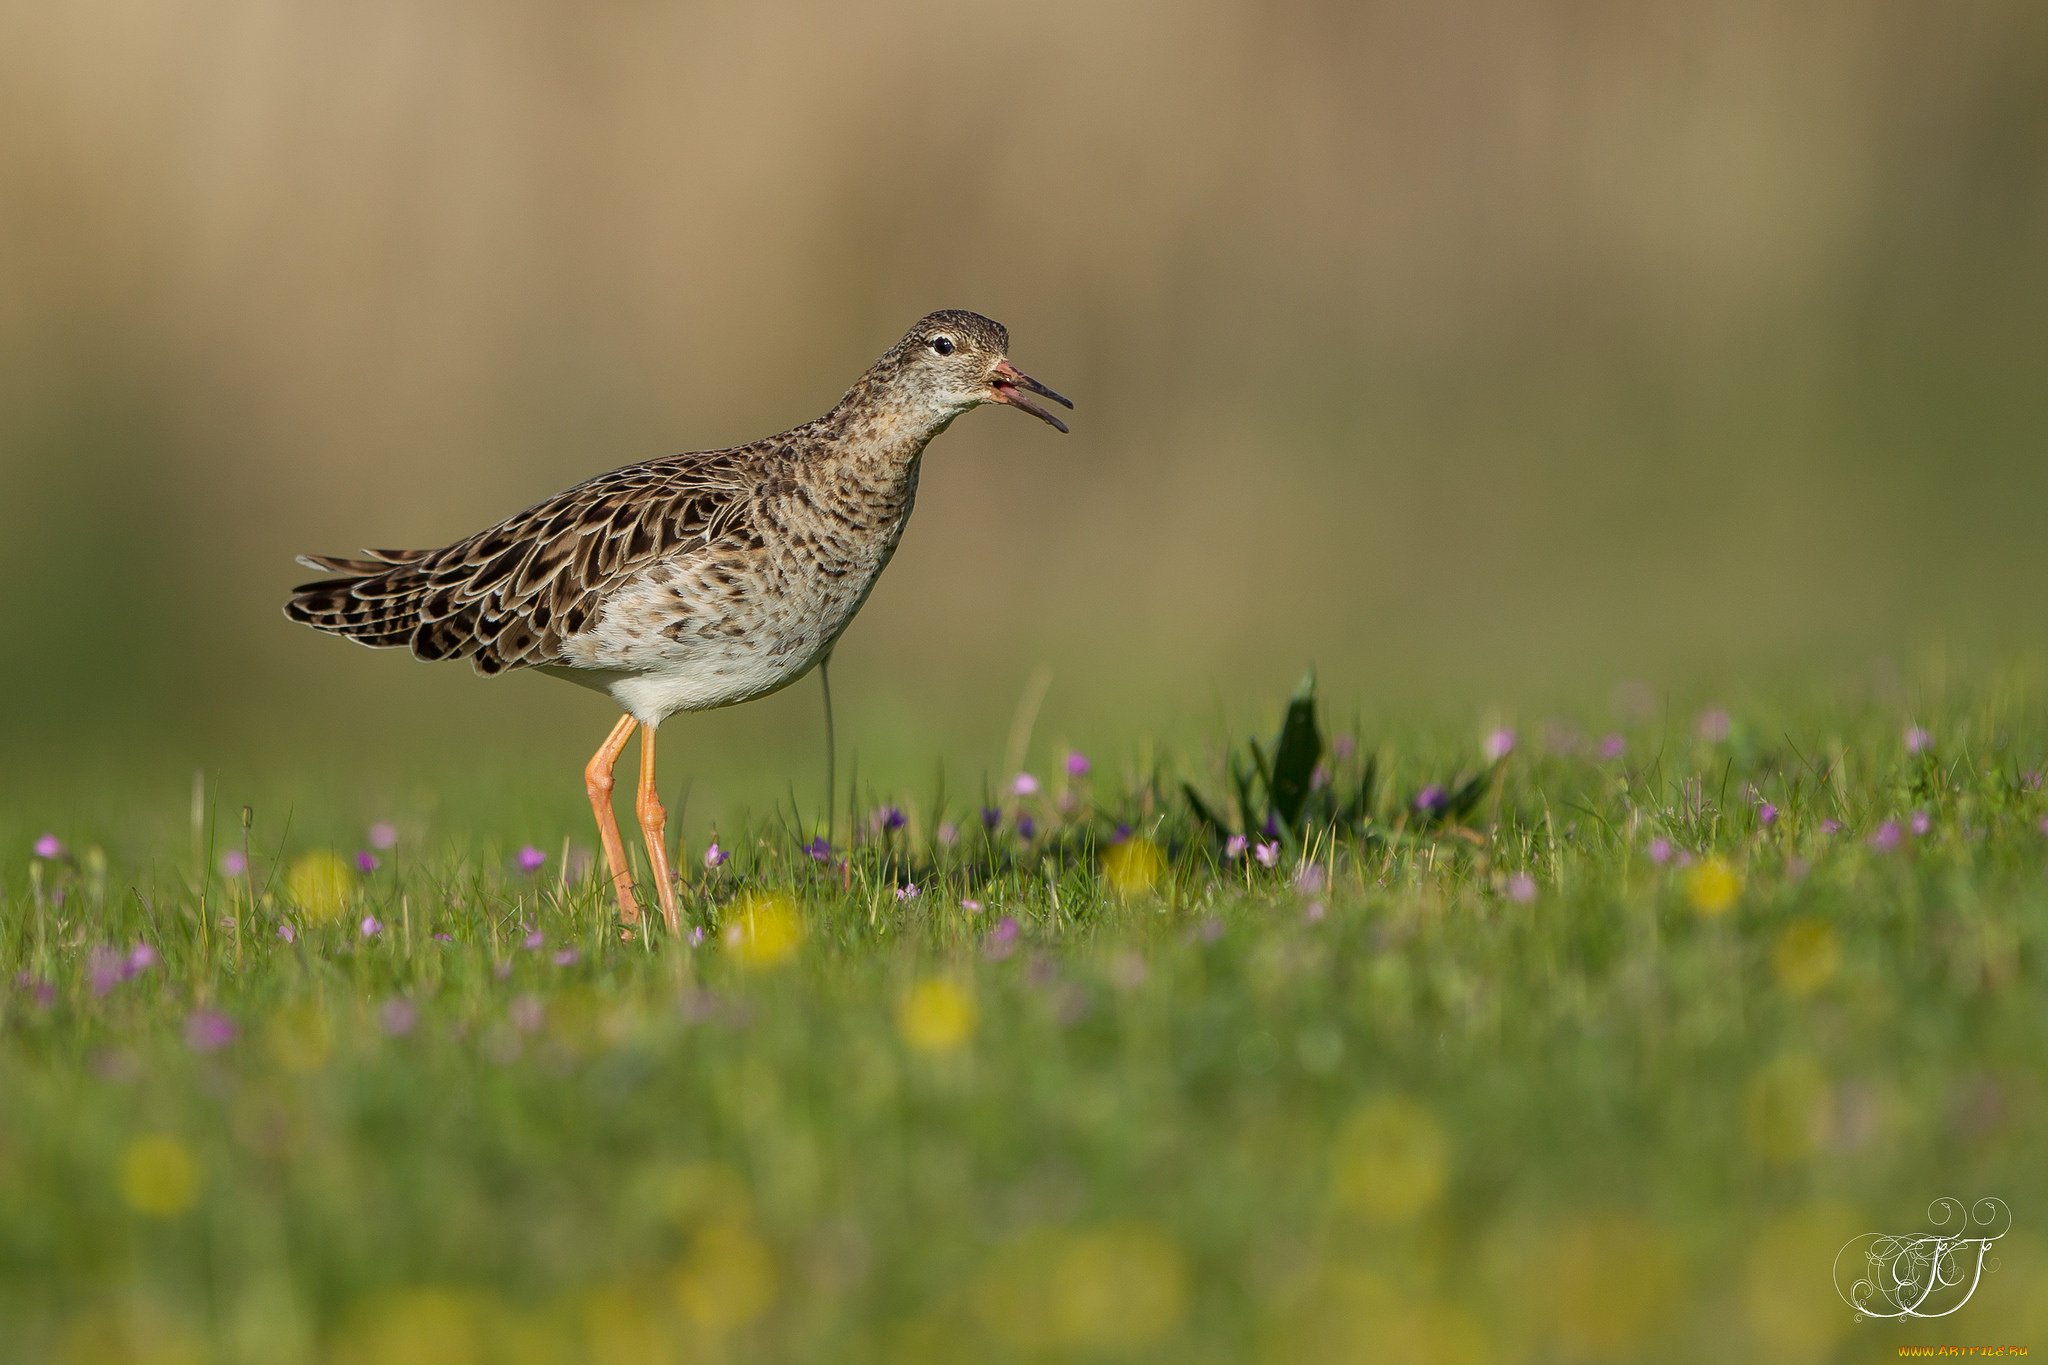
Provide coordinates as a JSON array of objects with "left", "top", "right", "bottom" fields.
[
  {"left": 937, "top": 821, "right": 959, "bottom": 846},
  {"left": 220, "top": 850, "right": 248, "bottom": 877},
  {"left": 354, "top": 851, "right": 380, "bottom": 874},
  {"left": 126, "top": 943, "right": 157, "bottom": 975},
  {"left": 688, "top": 926, "right": 705, "bottom": 947},
  {"left": 1011, "top": 772, "right": 1040, "bottom": 797},
  {"left": 1333, "top": 736, "right": 1356, "bottom": 760},
  {"left": 1262, "top": 813, "right": 1281, "bottom": 839},
  {"left": 509, "top": 995, "right": 544, "bottom": 1033},
  {"left": 551, "top": 948, "right": 579, "bottom": 967},
  {"left": 1506, "top": 873, "right": 1537, "bottom": 904},
  {"left": 88, "top": 947, "right": 126, "bottom": 997},
  {"left": 1786, "top": 856, "right": 1810, "bottom": 879},
  {"left": 1483, "top": 727, "right": 1517, "bottom": 762},
  {"left": 1697, "top": 708, "right": 1732, "bottom": 742},
  {"left": 379, "top": 999, "right": 418, "bottom": 1036},
  {"left": 368, "top": 822, "right": 399, "bottom": 850},
  {"left": 804, "top": 837, "right": 833, "bottom": 863},
  {"left": 1103, "top": 838, "right": 1166, "bottom": 896},
  {"left": 184, "top": 1009, "right": 237, "bottom": 1053},
  {"left": 523, "top": 929, "right": 544, "bottom": 951},
  {"left": 984, "top": 916, "right": 1020, "bottom": 962},
  {"left": 2025, "top": 770, "right": 2043, "bottom": 792},
  {"left": 1310, "top": 763, "right": 1330, "bottom": 790},
  {"left": 877, "top": 806, "right": 907, "bottom": 832},
  {"left": 1294, "top": 863, "right": 1327, "bottom": 894},
  {"left": 1771, "top": 920, "right": 1840, "bottom": 996},
  {"left": 431, "top": 933, "right": 452, "bottom": 942},
  {"left": 1684, "top": 857, "right": 1740, "bottom": 915},
  {"left": 1304, "top": 901, "right": 1326, "bottom": 922},
  {"left": 961, "top": 898, "right": 983, "bottom": 912},
  {"left": 722, "top": 891, "right": 803, "bottom": 969},
  {"left": 896, "top": 883, "right": 920, "bottom": 901},
  {"left": 1225, "top": 834, "right": 1248, "bottom": 859},
  {"left": 276, "top": 923, "right": 296, "bottom": 944},
  {"left": 33, "top": 833, "right": 63, "bottom": 860},
  {"left": 1066, "top": 751, "right": 1091, "bottom": 778},
  {"left": 1757, "top": 802, "right": 1778, "bottom": 827},
  {"left": 1822, "top": 819, "right": 1843, "bottom": 835},
  {"left": 1868, "top": 821, "right": 1902, "bottom": 852},
  {"left": 897, "top": 978, "right": 977, "bottom": 1052},
  {"left": 980, "top": 806, "right": 1001, "bottom": 830},
  {"left": 2040, "top": 816, "right": 2048, "bottom": 838},
  {"left": 515, "top": 846, "right": 547, "bottom": 875},
  {"left": 1598, "top": 733, "right": 1627, "bottom": 761},
  {"left": 1016, "top": 814, "right": 1037, "bottom": 840},
  {"left": 1414, "top": 786, "right": 1444, "bottom": 812},
  {"left": 1910, "top": 810, "right": 1930, "bottom": 837},
  {"left": 359, "top": 915, "right": 383, "bottom": 938},
  {"left": 703, "top": 842, "right": 729, "bottom": 869},
  {"left": 1253, "top": 842, "right": 1280, "bottom": 868},
  {"left": 1648, "top": 838, "right": 1673, "bottom": 865},
  {"left": 1113, "top": 822, "right": 1133, "bottom": 841},
  {"left": 1904, "top": 726, "right": 1932, "bottom": 755}
]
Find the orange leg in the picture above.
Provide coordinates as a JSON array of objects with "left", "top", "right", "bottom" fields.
[
  {"left": 585, "top": 713, "right": 643, "bottom": 925},
  {"left": 636, "top": 722, "right": 682, "bottom": 935}
]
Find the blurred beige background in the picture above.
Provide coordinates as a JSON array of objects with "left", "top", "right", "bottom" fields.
[{"left": 3, "top": 0, "right": 2045, "bottom": 820}]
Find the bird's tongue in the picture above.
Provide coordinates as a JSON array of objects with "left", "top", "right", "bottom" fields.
[{"left": 991, "top": 360, "right": 1074, "bottom": 433}]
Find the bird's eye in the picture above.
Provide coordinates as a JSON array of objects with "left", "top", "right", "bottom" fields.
[{"left": 928, "top": 335, "right": 956, "bottom": 356}]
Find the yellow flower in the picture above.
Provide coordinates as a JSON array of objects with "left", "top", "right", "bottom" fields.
[
  {"left": 674, "top": 1224, "right": 777, "bottom": 1332},
  {"left": 1683, "top": 857, "right": 1740, "bottom": 915},
  {"left": 120, "top": 1134, "right": 200, "bottom": 1217},
  {"left": 287, "top": 851, "right": 354, "bottom": 922},
  {"left": 1741, "top": 1204, "right": 1863, "bottom": 1357},
  {"left": 1101, "top": 838, "right": 1166, "bottom": 897},
  {"left": 266, "top": 1004, "right": 333, "bottom": 1073},
  {"left": 1330, "top": 1096, "right": 1448, "bottom": 1224},
  {"left": 896, "top": 978, "right": 977, "bottom": 1052},
  {"left": 1540, "top": 1215, "right": 1685, "bottom": 1356},
  {"left": 1742, "top": 1054, "right": 1832, "bottom": 1164},
  {"left": 1771, "top": 920, "right": 1840, "bottom": 996},
  {"left": 974, "top": 1224, "right": 1187, "bottom": 1350},
  {"left": 721, "top": 892, "right": 801, "bottom": 969}
]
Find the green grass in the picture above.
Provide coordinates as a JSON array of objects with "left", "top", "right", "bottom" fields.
[{"left": 5, "top": 673, "right": 2048, "bottom": 1364}]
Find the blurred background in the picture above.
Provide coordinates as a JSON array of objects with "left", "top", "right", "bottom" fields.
[{"left": 3, "top": 0, "right": 2046, "bottom": 834}]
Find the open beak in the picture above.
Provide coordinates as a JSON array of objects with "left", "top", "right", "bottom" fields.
[{"left": 990, "top": 358, "right": 1074, "bottom": 434}]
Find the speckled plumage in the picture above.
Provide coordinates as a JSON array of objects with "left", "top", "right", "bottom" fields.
[{"left": 285, "top": 309, "right": 1070, "bottom": 725}]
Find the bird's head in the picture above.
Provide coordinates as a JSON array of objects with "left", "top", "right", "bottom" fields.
[{"left": 870, "top": 309, "right": 1073, "bottom": 434}]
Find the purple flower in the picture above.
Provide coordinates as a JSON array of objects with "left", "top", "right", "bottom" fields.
[
  {"left": 32, "top": 833, "right": 62, "bottom": 860},
  {"left": 984, "top": 915, "right": 1020, "bottom": 961},
  {"left": 1822, "top": 819, "right": 1843, "bottom": 835},
  {"left": 1225, "top": 835, "right": 1248, "bottom": 859},
  {"left": 1294, "top": 864, "right": 1327, "bottom": 894},
  {"left": 980, "top": 806, "right": 1001, "bottom": 830},
  {"left": 509, "top": 995, "right": 544, "bottom": 1033},
  {"left": 368, "top": 822, "right": 399, "bottom": 850},
  {"left": 961, "top": 898, "right": 983, "bottom": 912},
  {"left": 1598, "top": 733, "right": 1627, "bottom": 761},
  {"left": 1483, "top": 728, "right": 1517, "bottom": 762},
  {"left": 896, "top": 883, "right": 920, "bottom": 901},
  {"left": 360, "top": 915, "right": 383, "bottom": 938},
  {"left": 515, "top": 846, "right": 547, "bottom": 875},
  {"left": 126, "top": 943, "right": 157, "bottom": 975},
  {"left": 1904, "top": 726, "right": 1932, "bottom": 755},
  {"left": 1304, "top": 901, "right": 1326, "bottom": 922},
  {"left": 877, "top": 807, "right": 906, "bottom": 832},
  {"left": 551, "top": 948, "right": 580, "bottom": 967},
  {"left": 1016, "top": 815, "right": 1037, "bottom": 840},
  {"left": 18, "top": 975, "right": 54, "bottom": 1009},
  {"left": 523, "top": 929, "right": 545, "bottom": 951},
  {"left": 379, "top": 998, "right": 418, "bottom": 1036},
  {"left": 1697, "top": 709, "right": 1732, "bottom": 743},
  {"left": 1868, "top": 820, "right": 1902, "bottom": 852},
  {"left": 220, "top": 850, "right": 248, "bottom": 877},
  {"left": 1506, "top": 873, "right": 1537, "bottom": 904},
  {"left": 1113, "top": 822, "right": 1133, "bottom": 841},
  {"left": 804, "top": 837, "right": 833, "bottom": 863},
  {"left": 1758, "top": 802, "right": 1778, "bottom": 827},
  {"left": 1262, "top": 813, "right": 1281, "bottom": 839},
  {"left": 1011, "top": 772, "right": 1040, "bottom": 797},
  {"left": 1910, "top": 810, "right": 1930, "bottom": 837},
  {"left": 937, "top": 821, "right": 959, "bottom": 846},
  {"left": 277, "top": 923, "right": 296, "bottom": 944},
  {"left": 1648, "top": 838, "right": 1673, "bottom": 865},
  {"left": 688, "top": 926, "right": 705, "bottom": 947},
  {"left": 88, "top": 946, "right": 125, "bottom": 997},
  {"left": 354, "top": 851, "right": 380, "bottom": 875},
  {"left": 1333, "top": 736, "right": 1356, "bottom": 761},
  {"left": 1310, "top": 763, "right": 1330, "bottom": 790},
  {"left": 1787, "top": 857, "right": 1810, "bottom": 879},
  {"left": 432, "top": 933, "right": 452, "bottom": 942},
  {"left": 1254, "top": 841, "right": 1280, "bottom": 868},
  {"left": 1066, "top": 752, "right": 1091, "bottom": 778},
  {"left": 185, "top": 1009, "right": 237, "bottom": 1053},
  {"left": 702, "top": 842, "right": 729, "bottom": 869},
  {"left": 2024, "top": 770, "right": 2043, "bottom": 792},
  {"left": 1414, "top": 786, "right": 1445, "bottom": 812}
]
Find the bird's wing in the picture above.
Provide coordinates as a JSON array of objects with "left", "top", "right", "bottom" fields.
[{"left": 284, "top": 448, "right": 762, "bottom": 675}]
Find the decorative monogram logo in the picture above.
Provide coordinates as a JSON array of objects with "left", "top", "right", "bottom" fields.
[{"left": 1834, "top": 1198, "right": 2010, "bottom": 1321}]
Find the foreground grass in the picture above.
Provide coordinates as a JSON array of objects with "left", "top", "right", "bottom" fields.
[{"left": 5, "top": 677, "right": 2048, "bottom": 1363}]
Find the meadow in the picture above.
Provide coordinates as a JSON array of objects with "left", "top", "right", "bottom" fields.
[{"left": 4, "top": 669, "right": 2047, "bottom": 1364}]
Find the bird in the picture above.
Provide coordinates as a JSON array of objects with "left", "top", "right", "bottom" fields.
[{"left": 285, "top": 310, "right": 1071, "bottom": 934}]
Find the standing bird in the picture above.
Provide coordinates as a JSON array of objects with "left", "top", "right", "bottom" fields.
[{"left": 285, "top": 310, "right": 1070, "bottom": 932}]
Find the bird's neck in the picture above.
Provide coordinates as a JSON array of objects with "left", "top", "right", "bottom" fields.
[{"left": 818, "top": 379, "right": 962, "bottom": 486}]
